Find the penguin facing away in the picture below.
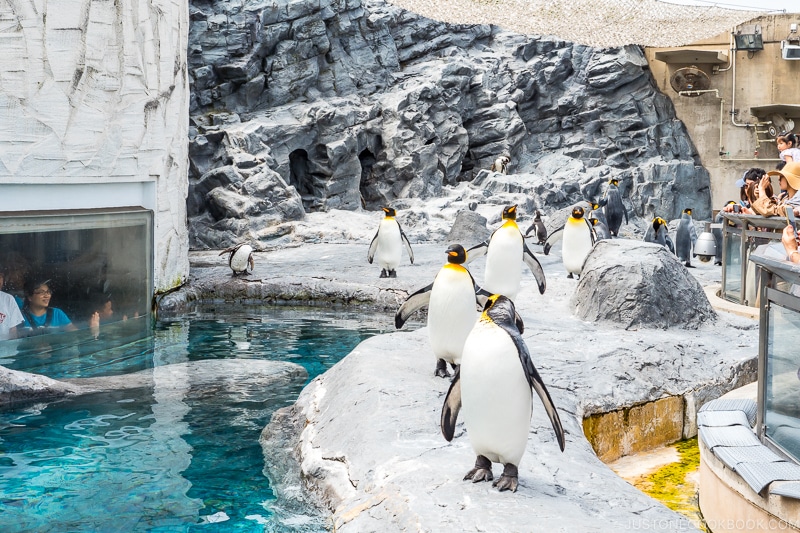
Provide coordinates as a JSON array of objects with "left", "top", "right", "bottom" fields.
[
  {"left": 395, "top": 244, "right": 490, "bottom": 378},
  {"left": 600, "top": 179, "right": 628, "bottom": 237},
  {"left": 675, "top": 208, "right": 698, "bottom": 268},
  {"left": 441, "top": 294, "right": 566, "bottom": 492},
  {"left": 643, "top": 217, "right": 675, "bottom": 254},
  {"left": 712, "top": 202, "right": 736, "bottom": 266},
  {"left": 466, "top": 205, "right": 546, "bottom": 301},
  {"left": 588, "top": 213, "right": 610, "bottom": 242},
  {"left": 524, "top": 210, "right": 548, "bottom": 245},
  {"left": 219, "top": 243, "right": 255, "bottom": 276},
  {"left": 368, "top": 207, "right": 414, "bottom": 278},
  {"left": 543, "top": 205, "right": 595, "bottom": 279}
]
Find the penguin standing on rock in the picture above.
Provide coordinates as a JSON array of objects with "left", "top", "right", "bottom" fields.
[
  {"left": 219, "top": 243, "right": 255, "bottom": 276},
  {"left": 395, "top": 244, "right": 489, "bottom": 378},
  {"left": 490, "top": 154, "right": 511, "bottom": 174},
  {"left": 675, "top": 208, "right": 698, "bottom": 268},
  {"left": 441, "top": 294, "right": 566, "bottom": 492},
  {"left": 466, "top": 205, "right": 546, "bottom": 302},
  {"left": 368, "top": 207, "right": 414, "bottom": 278},
  {"left": 543, "top": 205, "right": 595, "bottom": 279},
  {"left": 643, "top": 217, "right": 675, "bottom": 253},
  {"left": 600, "top": 179, "right": 628, "bottom": 237},
  {"left": 588, "top": 213, "right": 610, "bottom": 241}
]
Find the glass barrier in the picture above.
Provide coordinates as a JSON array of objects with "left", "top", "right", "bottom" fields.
[{"left": 0, "top": 208, "right": 153, "bottom": 341}]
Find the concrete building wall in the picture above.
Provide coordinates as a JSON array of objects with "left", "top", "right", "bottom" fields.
[
  {"left": 645, "top": 14, "right": 800, "bottom": 210},
  {"left": 0, "top": 0, "right": 190, "bottom": 292}
]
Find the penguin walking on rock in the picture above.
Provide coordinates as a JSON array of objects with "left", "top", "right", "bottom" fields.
[
  {"left": 599, "top": 179, "right": 628, "bottom": 237},
  {"left": 643, "top": 217, "right": 675, "bottom": 254},
  {"left": 368, "top": 207, "right": 414, "bottom": 278},
  {"left": 220, "top": 243, "right": 255, "bottom": 276},
  {"left": 466, "top": 205, "right": 546, "bottom": 302},
  {"left": 441, "top": 294, "right": 566, "bottom": 492},
  {"left": 542, "top": 205, "right": 595, "bottom": 279},
  {"left": 675, "top": 208, "right": 698, "bottom": 268},
  {"left": 524, "top": 210, "right": 548, "bottom": 245},
  {"left": 396, "top": 244, "right": 490, "bottom": 378}
]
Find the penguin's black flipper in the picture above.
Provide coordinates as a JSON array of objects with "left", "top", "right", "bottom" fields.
[
  {"left": 367, "top": 230, "right": 380, "bottom": 264},
  {"left": 465, "top": 241, "right": 488, "bottom": 264},
  {"left": 665, "top": 235, "right": 675, "bottom": 254},
  {"left": 584, "top": 219, "right": 596, "bottom": 245},
  {"left": 522, "top": 242, "right": 546, "bottom": 294},
  {"left": 497, "top": 321, "right": 566, "bottom": 452},
  {"left": 398, "top": 224, "right": 415, "bottom": 264},
  {"left": 441, "top": 368, "right": 462, "bottom": 442},
  {"left": 542, "top": 227, "right": 564, "bottom": 256},
  {"left": 395, "top": 283, "right": 433, "bottom": 328}
]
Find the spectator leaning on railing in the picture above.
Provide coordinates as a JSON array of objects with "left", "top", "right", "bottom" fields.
[{"left": 751, "top": 162, "right": 800, "bottom": 218}]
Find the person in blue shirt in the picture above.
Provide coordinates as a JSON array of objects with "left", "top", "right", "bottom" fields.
[{"left": 19, "top": 278, "right": 77, "bottom": 336}]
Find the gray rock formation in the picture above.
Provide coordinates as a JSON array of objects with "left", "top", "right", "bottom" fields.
[
  {"left": 446, "top": 209, "right": 490, "bottom": 247},
  {"left": 185, "top": 0, "right": 711, "bottom": 249},
  {"left": 571, "top": 239, "right": 717, "bottom": 329},
  {"left": 0, "top": 366, "right": 80, "bottom": 407}
]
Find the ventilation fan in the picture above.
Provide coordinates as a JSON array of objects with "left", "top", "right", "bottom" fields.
[
  {"left": 767, "top": 114, "right": 796, "bottom": 138},
  {"left": 669, "top": 66, "right": 711, "bottom": 96}
]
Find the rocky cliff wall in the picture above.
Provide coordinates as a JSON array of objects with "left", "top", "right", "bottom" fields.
[{"left": 186, "top": 0, "right": 710, "bottom": 249}]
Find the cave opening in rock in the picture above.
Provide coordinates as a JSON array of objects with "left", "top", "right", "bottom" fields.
[
  {"left": 359, "top": 148, "right": 380, "bottom": 210},
  {"left": 289, "top": 149, "right": 319, "bottom": 212}
]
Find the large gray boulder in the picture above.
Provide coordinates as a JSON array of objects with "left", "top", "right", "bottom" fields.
[
  {"left": 186, "top": 0, "right": 711, "bottom": 249},
  {"left": 571, "top": 239, "right": 717, "bottom": 329},
  {"left": 0, "top": 366, "right": 80, "bottom": 407}
]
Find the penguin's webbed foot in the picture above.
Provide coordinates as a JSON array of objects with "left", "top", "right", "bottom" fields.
[
  {"left": 685, "top": 262, "right": 695, "bottom": 268},
  {"left": 567, "top": 273, "right": 574, "bottom": 279},
  {"left": 464, "top": 455, "right": 493, "bottom": 483},
  {"left": 714, "top": 260, "right": 722, "bottom": 266},
  {"left": 434, "top": 359, "right": 451, "bottom": 378},
  {"left": 379, "top": 269, "right": 388, "bottom": 278},
  {"left": 389, "top": 269, "right": 397, "bottom": 278},
  {"left": 492, "top": 463, "right": 519, "bottom": 492}
]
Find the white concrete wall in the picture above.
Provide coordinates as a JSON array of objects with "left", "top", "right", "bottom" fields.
[{"left": 0, "top": 0, "right": 190, "bottom": 292}]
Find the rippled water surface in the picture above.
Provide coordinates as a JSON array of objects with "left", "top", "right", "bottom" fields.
[{"left": 0, "top": 306, "right": 392, "bottom": 532}]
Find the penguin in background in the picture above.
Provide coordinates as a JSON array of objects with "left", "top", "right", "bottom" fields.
[
  {"left": 490, "top": 154, "right": 511, "bottom": 174},
  {"left": 524, "top": 210, "right": 548, "bottom": 245},
  {"left": 712, "top": 201, "right": 736, "bottom": 266},
  {"left": 396, "top": 244, "right": 490, "bottom": 378},
  {"left": 588, "top": 212, "right": 610, "bottom": 242},
  {"left": 675, "top": 208, "right": 698, "bottom": 268},
  {"left": 599, "top": 178, "right": 628, "bottom": 237},
  {"left": 441, "top": 294, "right": 565, "bottom": 492},
  {"left": 368, "top": 207, "right": 414, "bottom": 278},
  {"left": 643, "top": 217, "right": 675, "bottom": 254},
  {"left": 219, "top": 243, "right": 255, "bottom": 276},
  {"left": 542, "top": 205, "right": 595, "bottom": 279},
  {"left": 466, "top": 205, "right": 546, "bottom": 302}
]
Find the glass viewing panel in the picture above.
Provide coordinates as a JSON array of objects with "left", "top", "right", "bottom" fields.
[
  {"left": 723, "top": 229, "right": 743, "bottom": 302},
  {"left": 0, "top": 209, "right": 153, "bottom": 341},
  {"left": 765, "top": 300, "right": 800, "bottom": 461}
]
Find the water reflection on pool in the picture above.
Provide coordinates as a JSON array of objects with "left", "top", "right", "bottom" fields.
[{"left": 0, "top": 306, "right": 393, "bottom": 532}]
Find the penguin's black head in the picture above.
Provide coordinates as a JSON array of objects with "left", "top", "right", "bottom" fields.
[
  {"left": 381, "top": 206, "right": 396, "bottom": 217},
  {"left": 445, "top": 244, "right": 467, "bottom": 264},
  {"left": 589, "top": 217, "right": 598, "bottom": 226},
  {"left": 482, "top": 294, "right": 524, "bottom": 333},
  {"left": 683, "top": 208, "right": 692, "bottom": 216},
  {"left": 534, "top": 210, "right": 542, "bottom": 220},
  {"left": 572, "top": 206, "right": 585, "bottom": 219},
  {"left": 591, "top": 202, "right": 600, "bottom": 210},
  {"left": 502, "top": 205, "right": 518, "bottom": 221},
  {"left": 652, "top": 217, "right": 666, "bottom": 231},
  {"left": 609, "top": 178, "right": 619, "bottom": 187}
]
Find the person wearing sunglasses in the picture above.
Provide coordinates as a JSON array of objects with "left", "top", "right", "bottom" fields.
[{"left": 19, "top": 278, "right": 76, "bottom": 335}]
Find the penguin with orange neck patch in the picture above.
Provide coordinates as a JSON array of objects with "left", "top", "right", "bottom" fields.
[
  {"left": 466, "top": 205, "right": 546, "bottom": 302},
  {"left": 543, "top": 205, "right": 595, "bottom": 279},
  {"left": 368, "top": 207, "right": 414, "bottom": 278},
  {"left": 396, "top": 244, "right": 489, "bottom": 377}
]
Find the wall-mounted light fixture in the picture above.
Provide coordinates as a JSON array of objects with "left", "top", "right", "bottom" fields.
[{"left": 734, "top": 24, "right": 763, "bottom": 51}]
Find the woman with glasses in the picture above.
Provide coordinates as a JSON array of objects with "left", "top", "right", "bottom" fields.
[{"left": 19, "top": 278, "right": 76, "bottom": 335}]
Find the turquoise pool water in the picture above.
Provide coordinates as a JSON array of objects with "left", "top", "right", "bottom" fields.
[{"left": 0, "top": 306, "right": 393, "bottom": 532}]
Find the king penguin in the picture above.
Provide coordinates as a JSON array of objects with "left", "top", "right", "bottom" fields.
[
  {"left": 396, "top": 244, "right": 489, "bottom": 377},
  {"left": 588, "top": 213, "right": 610, "bottom": 242},
  {"left": 441, "top": 295, "right": 565, "bottom": 492},
  {"left": 643, "top": 217, "right": 675, "bottom": 253},
  {"left": 600, "top": 179, "right": 628, "bottom": 237},
  {"left": 368, "top": 207, "right": 414, "bottom": 278},
  {"left": 542, "top": 205, "right": 595, "bottom": 279},
  {"left": 219, "top": 243, "right": 255, "bottom": 276},
  {"left": 675, "top": 208, "right": 698, "bottom": 267},
  {"left": 466, "top": 205, "right": 546, "bottom": 302}
]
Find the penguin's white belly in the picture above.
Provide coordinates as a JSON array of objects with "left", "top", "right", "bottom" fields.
[
  {"left": 562, "top": 223, "right": 593, "bottom": 274},
  {"left": 484, "top": 231, "right": 522, "bottom": 300},
  {"left": 428, "top": 269, "right": 478, "bottom": 364},
  {"left": 461, "top": 321, "right": 532, "bottom": 466},
  {"left": 230, "top": 245, "right": 253, "bottom": 272},
  {"left": 376, "top": 220, "right": 402, "bottom": 270}
]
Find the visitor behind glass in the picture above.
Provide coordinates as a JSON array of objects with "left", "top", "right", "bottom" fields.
[
  {"left": 19, "top": 278, "right": 77, "bottom": 336},
  {"left": 0, "top": 265, "right": 24, "bottom": 340}
]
